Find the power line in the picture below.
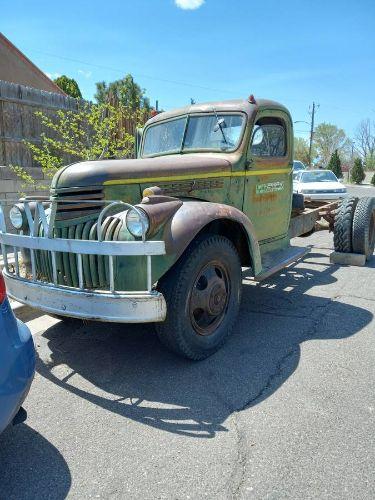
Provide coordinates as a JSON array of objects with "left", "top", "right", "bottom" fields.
[
  {"left": 29, "top": 49, "right": 340, "bottom": 109},
  {"left": 30, "top": 48, "right": 370, "bottom": 122},
  {"left": 30, "top": 49, "right": 237, "bottom": 94}
]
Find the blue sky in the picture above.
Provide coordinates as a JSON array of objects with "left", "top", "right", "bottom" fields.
[{"left": 2, "top": 0, "right": 375, "bottom": 139}]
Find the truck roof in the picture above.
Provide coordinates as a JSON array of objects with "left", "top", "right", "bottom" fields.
[{"left": 146, "top": 98, "right": 290, "bottom": 126}]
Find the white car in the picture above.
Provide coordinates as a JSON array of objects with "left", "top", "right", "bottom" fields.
[{"left": 293, "top": 169, "right": 347, "bottom": 201}]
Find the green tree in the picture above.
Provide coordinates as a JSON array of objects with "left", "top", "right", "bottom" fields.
[
  {"left": 314, "top": 123, "right": 350, "bottom": 168},
  {"left": 327, "top": 149, "right": 343, "bottom": 178},
  {"left": 12, "top": 102, "right": 148, "bottom": 189},
  {"left": 53, "top": 75, "right": 82, "bottom": 98},
  {"left": 351, "top": 158, "right": 366, "bottom": 184},
  {"left": 95, "top": 74, "right": 150, "bottom": 111},
  {"left": 294, "top": 136, "right": 315, "bottom": 166},
  {"left": 371, "top": 173, "right": 375, "bottom": 186}
]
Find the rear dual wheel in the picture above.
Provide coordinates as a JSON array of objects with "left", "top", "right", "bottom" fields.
[
  {"left": 334, "top": 196, "right": 375, "bottom": 260},
  {"left": 333, "top": 197, "right": 358, "bottom": 253},
  {"left": 352, "top": 197, "right": 375, "bottom": 259},
  {"left": 156, "top": 234, "right": 242, "bottom": 360}
]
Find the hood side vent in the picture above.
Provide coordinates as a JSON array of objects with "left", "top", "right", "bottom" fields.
[{"left": 52, "top": 187, "right": 104, "bottom": 221}]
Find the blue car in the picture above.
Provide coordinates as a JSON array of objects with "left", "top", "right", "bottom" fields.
[
  {"left": 293, "top": 160, "right": 307, "bottom": 171},
  {"left": 0, "top": 268, "right": 35, "bottom": 434}
]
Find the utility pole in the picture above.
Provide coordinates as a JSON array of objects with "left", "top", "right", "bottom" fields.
[{"left": 308, "top": 102, "right": 318, "bottom": 169}]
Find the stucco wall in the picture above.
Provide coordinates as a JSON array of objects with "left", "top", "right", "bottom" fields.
[{"left": 0, "top": 33, "right": 65, "bottom": 94}]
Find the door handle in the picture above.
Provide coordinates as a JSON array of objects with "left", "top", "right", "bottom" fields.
[{"left": 245, "top": 158, "right": 254, "bottom": 170}]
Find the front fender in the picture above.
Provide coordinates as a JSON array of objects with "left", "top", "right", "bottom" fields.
[
  {"left": 115, "top": 200, "right": 261, "bottom": 291},
  {"left": 160, "top": 200, "right": 261, "bottom": 275}
]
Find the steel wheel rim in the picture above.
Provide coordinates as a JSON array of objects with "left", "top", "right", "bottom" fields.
[{"left": 189, "top": 260, "right": 230, "bottom": 336}]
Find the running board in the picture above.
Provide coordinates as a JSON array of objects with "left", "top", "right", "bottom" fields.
[{"left": 254, "top": 246, "right": 309, "bottom": 281}]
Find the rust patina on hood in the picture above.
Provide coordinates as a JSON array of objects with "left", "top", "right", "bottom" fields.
[{"left": 52, "top": 154, "right": 232, "bottom": 190}]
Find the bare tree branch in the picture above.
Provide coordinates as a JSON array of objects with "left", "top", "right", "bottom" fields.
[{"left": 355, "top": 119, "right": 375, "bottom": 159}]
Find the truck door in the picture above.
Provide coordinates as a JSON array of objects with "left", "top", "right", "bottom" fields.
[{"left": 243, "top": 110, "right": 293, "bottom": 244}]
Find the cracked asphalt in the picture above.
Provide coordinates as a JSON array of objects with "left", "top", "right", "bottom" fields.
[{"left": 1, "top": 227, "right": 375, "bottom": 499}]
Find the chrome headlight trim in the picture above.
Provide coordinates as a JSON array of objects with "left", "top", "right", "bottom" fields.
[
  {"left": 125, "top": 207, "right": 150, "bottom": 238},
  {"left": 9, "top": 205, "right": 24, "bottom": 230}
]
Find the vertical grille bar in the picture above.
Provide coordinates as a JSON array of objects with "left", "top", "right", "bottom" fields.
[
  {"left": 55, "top": 228, "right": 65, "bottom": 285},
  {"left": 68, "top": 226, "right": 79, "bottom": 288},
  {"left": 147, "top": 255, "right": 152, "bottom": 291},
  {"left": 89, "top": 223, "right": 100, "bottom": 288},
  {"left": 77, "top": 254, "right": 84, "bottom": 289},
  {"left": 13, "top": 247, "right": 19, "bottom": 276},
  {"left": 1, "top": 244, "right": 8, "bottom": 272},
  {"left": 81, "top": 220, "right": 94, "bottom": 288},
  {"left": 109, "top": 256, "right": 115, "bottom": 292},
  {"left": 51, "top": 251, "right": 58, "bottom": 284},
  {"left": 60, "top": 227, "right": 72, "bottom": 286}
]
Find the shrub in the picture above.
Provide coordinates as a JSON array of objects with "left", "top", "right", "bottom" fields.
[
  {"left": 351, "top": 158, "right": 366, "bottom": 184},
  {"left": 327, "top": 149, "right": 343, "bottom": 178},
  {"left": 12, "top": 102, "right": 149, "bottom": 189},
  {"left": 54, "top": 75, "right": 82, "bottom": 98}
]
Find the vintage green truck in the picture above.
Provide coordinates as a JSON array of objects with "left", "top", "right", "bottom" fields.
[{"left": 1, "top": 96, "right": 374, "bottom": 359}]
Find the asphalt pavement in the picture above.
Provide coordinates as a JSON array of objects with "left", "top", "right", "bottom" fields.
[
  {"left": 346, "top": 183, "right": 375, "bottom": 198},
  {"left": 0, "top": 185, "right": 375, "bottom": 499}
]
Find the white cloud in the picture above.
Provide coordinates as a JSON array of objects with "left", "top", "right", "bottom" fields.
[
  {"left": 45, "top": 72, "right": 61, "bottom": 80},
  {"left": 175, "top": 0, "right": 204, "bottom": 10},
  {"left": 78, "top": 69, "right": 92, "bottom": 78}
]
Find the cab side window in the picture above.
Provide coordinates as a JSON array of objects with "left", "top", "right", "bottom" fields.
[{"left": 250, "top": 118, "right": 286, "bottom": 157}]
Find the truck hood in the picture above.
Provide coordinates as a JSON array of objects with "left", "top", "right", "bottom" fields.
[{"left": 52, "top": 154, "right": 232, "bottom": 190}]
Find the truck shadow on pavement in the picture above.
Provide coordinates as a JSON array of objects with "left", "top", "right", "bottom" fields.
[
  {"left": 0, "top": 424, "right": 71, "bottom": 499},
  {"left": 36, "top": 253, "right": 373, "bottom": 439}
]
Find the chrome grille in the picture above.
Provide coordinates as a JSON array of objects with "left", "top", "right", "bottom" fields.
[{"left": 36, "top": 216, "right": 123, "bottom": 289}]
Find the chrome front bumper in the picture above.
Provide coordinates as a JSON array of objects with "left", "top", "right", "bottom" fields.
[
  {"left": 303, "top": 192, "right": 348, "bottom": 201},
  {"left": 0, "top": 199, "right": 167, "bottom": 323},
  {"left": 5, "top": 273, "right": 167, "bottom": 323}
]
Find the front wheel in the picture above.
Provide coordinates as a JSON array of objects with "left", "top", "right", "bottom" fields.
[{"left": 156, "top": 234, "right": 242, "bottom": 360}]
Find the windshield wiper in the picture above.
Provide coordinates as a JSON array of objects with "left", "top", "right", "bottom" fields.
[{"left": 212, "top": 107, "right": 228, "bottom": 146}]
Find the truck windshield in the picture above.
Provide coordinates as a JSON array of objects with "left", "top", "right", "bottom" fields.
[{"left": 142, "top": 113, "right": 245, "bottom": 157}]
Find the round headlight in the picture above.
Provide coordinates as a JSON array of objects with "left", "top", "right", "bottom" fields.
[
  {"left": 9, "top": 205, "right": 23, "bottom": 229},
  {"left": 126, "top": 208, "right": 150, "bottom": 238}
]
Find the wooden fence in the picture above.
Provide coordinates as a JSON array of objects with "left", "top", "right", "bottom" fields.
[
  {"left": 0, "top": 80, "right": 83, "bottom": 169},
  {"left": 0, "top": 80, "right": 151, "bottom": 170},
  {"left": 0, "top": 80, "right": 152, "bottom": 234}
]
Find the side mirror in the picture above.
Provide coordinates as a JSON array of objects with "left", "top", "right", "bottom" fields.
[{"left": 251, "top": 126, "right": 264, "bottom": 146}]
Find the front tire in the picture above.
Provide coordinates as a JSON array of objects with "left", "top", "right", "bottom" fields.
[{"left": 156, "top": 234, "right": 242, "bottom": 360}]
